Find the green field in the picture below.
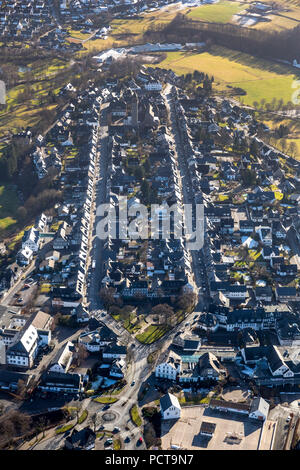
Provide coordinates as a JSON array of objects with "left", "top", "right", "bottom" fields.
[
  {"left": 187, "top": 0, "right": 249, "bottom": 23},
  {"left": 135, "top": 325, "right": 169, "bottom": 344},
  {"left": 154, "top": 46, "right": 300, "bottom": 106}
]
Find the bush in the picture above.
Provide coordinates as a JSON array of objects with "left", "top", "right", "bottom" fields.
[{"left": 142, "top": 407, "right": 158, "bottom": 418}]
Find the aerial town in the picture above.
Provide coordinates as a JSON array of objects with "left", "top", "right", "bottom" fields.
[{"left": 0, "top": 0, "right": 300, "bottom": 455}]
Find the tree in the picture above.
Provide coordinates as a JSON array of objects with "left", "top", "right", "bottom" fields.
[
  {"left": 176, "top": 292, "right": 197, "bottom": 312},
  {"left": 288, "top": 141, "right": 298, "bottom": 158},
  {"left": 17, "top": 206, "right": 27, "bottom": 222},
  {"left": 241, "top": 169, "right": 257, "bottom": 187},
  {"left": 89, "top": 413, "right": 98, "bottom": 433},
  {"left": 99, "top": 286, "right": 120, "bottom": 308},
  {"left": 36, "top": 416, "right": 48, "bottom": 438},
  {"left": 76, "top": 344, "right": 89, "bottom": 367},
  {"left": 150, "top": 304, "right": 174, "bottom": 327},
  {"left": 16, "top": 379, "right": 27, "bottom": 400}
]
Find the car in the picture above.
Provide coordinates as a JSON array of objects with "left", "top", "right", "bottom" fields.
[
  {"left": 105, "top": 439, "right": 113, "bottom": 446},
  {"left": 185, "top": 322, "right": 190, "bottom": 326},
  {"left": 125, "top": 436, "right": 131, "bottom": 443},
  {"left": 137, "top": 437, "right": 143, "bottom": 446},
  {"left": 131, "top": 381, "right": 135, "bottom": 386},
  {"left": 17, "top": 298, "right": 23, "bottom": 303},
  {"left": 113, "top": 427, "right": 120, "bottom": 433},
  {"left": 102, "top": 405, "right": 110, "bottom": 411}
]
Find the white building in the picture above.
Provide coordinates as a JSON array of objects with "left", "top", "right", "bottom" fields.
[
  {"left": 22, "top": 227, "right": 40, "bottom": 253},
  {"left": 155, "top": 353, "right": 181, "bottom": 381},
  {"left": 49, "top": 341, "right": 74, "bottom": 374},
  {"left": 249, "top": 397, "right": 269, "bottom": 421},
  {"left": 6, "top": 325, "right": 38, "bottom": 368},
  {"left": 160, "top": 393, "right": 181, "bottom": 420}
]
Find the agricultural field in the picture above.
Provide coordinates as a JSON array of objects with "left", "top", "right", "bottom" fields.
[
  {"left": 154, "top": 46, "right": 300, "bottom": 106},
  {"left": 187, "top": 0, "right": 249, "bottom": 23},
  {"left": 250, "top": 0, "right": 300, "bottom": 32}
]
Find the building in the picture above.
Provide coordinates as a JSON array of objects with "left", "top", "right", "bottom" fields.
[
  {"left": 200, "top": 421, "right": 216, "bottom": 437},
  {"left": 65, "top": 427, "right": 96, "bottom": 450},
  {"left": 22, "top": 227, "right": 40, "bottom": 253},
  {"left": 38, "top": 371, "right": 83, "bottom": 394},
  {"left": 155, "top": 352, "right": 181, "bottom": 381},
  {"left": 249, "top": 397, "right": 269, "bottom": 421},
  {"left": 6, "top": 324, "right": 38, "bottom": 368},
  {"left": 160, "top": 392, "right": 181, "bottom": 420},
  {"left": 49, "top": 341, "right": 74, "bottom": 374}
]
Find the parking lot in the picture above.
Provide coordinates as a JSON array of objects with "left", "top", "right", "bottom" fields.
[{"left": 161, "top": 406, "right": 263, "bottom": 450}]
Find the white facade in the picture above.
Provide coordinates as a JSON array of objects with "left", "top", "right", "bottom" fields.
[
  {"left": 156, "top": 362, "right": 178, "bottom": 381},
  {"left": 160, "top": 393, "right": 181, "bottom": 420}
]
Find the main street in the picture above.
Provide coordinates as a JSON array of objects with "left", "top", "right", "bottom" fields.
[
  {"left": 163, "top": 83, "right": 208, "bottom": 312},
  {"left": 81, "top": 82, "right": 209, "bottom": 448}
]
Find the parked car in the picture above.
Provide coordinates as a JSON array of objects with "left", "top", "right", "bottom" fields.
[{"left": 131, "top": 381, "right": 135, "bottom": 386}]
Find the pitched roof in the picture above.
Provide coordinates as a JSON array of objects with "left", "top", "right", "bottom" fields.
[{"left": 160, "top": 392, "right": 181, "bottom": 412}]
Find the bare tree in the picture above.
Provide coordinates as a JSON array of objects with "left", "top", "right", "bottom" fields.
[
  {"left": 76, "top": 344, "right": 89, "bottom": 367},
  {"left": 89, "top": 413, "right": 98, "bottom": 433}
]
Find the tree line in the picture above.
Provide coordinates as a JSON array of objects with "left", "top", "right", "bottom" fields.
[{"left": 144, "top": 13, "right": 300, "bottom": 63}]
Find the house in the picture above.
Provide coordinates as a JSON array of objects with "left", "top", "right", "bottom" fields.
[
  {"left": 22, "top": 227, "right": 40, "bottom": 252},
  {"left": 38, "top": 371, "right": 83, "bottom": 394},
  {"left": 17, "top": 246, "right": 33, "bottom": 266},
  {"left": 255, "top": 286, "right": 273, "bottom": 302},
  {"left": 276, "top": 265, "right": 297, "bottom": 277},
  {"left": 155, "top": 352, "right": 181, "bottom": 381},
  {"left": 197, "top": 352, "right": 227, "bottom": 381},
  {"left": 30, "top": 310, "right": 52, "bottom": 346},
  {"left": 49, "top": 341, "right": 74, "bottom": 374},
  {"left": 0, "top": 370, "right": 31, "bottom": 392},
  {"left": 65, "top": 427, "right": 96, "bottom": 451},
  {"left": 249, "top": 397, "right": 269, "bottom": 421},
  {"left": 209, "top": 398, "right": 250, "bottom": 415},
  {"left": 6, "top": 324, "right": 38, "bottom": 368},
  {"left": 79, "top": 322, "right": 117, "bottom": 352},
  {"left": 276, "top": 287, "right": 298, "bottom": 302},
  {"left": 160, "top": 392, "right": 181, "bottom": 420},
  {"left": 102, "top": 344, "right": 127, "bottom": 361}
]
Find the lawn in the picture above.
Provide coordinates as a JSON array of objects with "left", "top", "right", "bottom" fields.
[
  {"left": 187, "top": 0, "right": 249, "bottom": 23},
  {"left": 93, "top": 396, "right": 119, "bottom": 404},
  {"left": 0, "top": 185, "right": 19, "bottom": 232},
  {"left": 135, "top": 325, "right": 169, "bottom": 344},
  {"left": 130, "top": 404, "right": 143, "bottom": 427},
  {"left": 55, "top": 423, "right": 75, "bottom": 435},
  {"left": 154, "top": 46, "right": 300, "bottom": 106},
  {"left": 78, "top": 410, "right": 88, "bottom": 424}
]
